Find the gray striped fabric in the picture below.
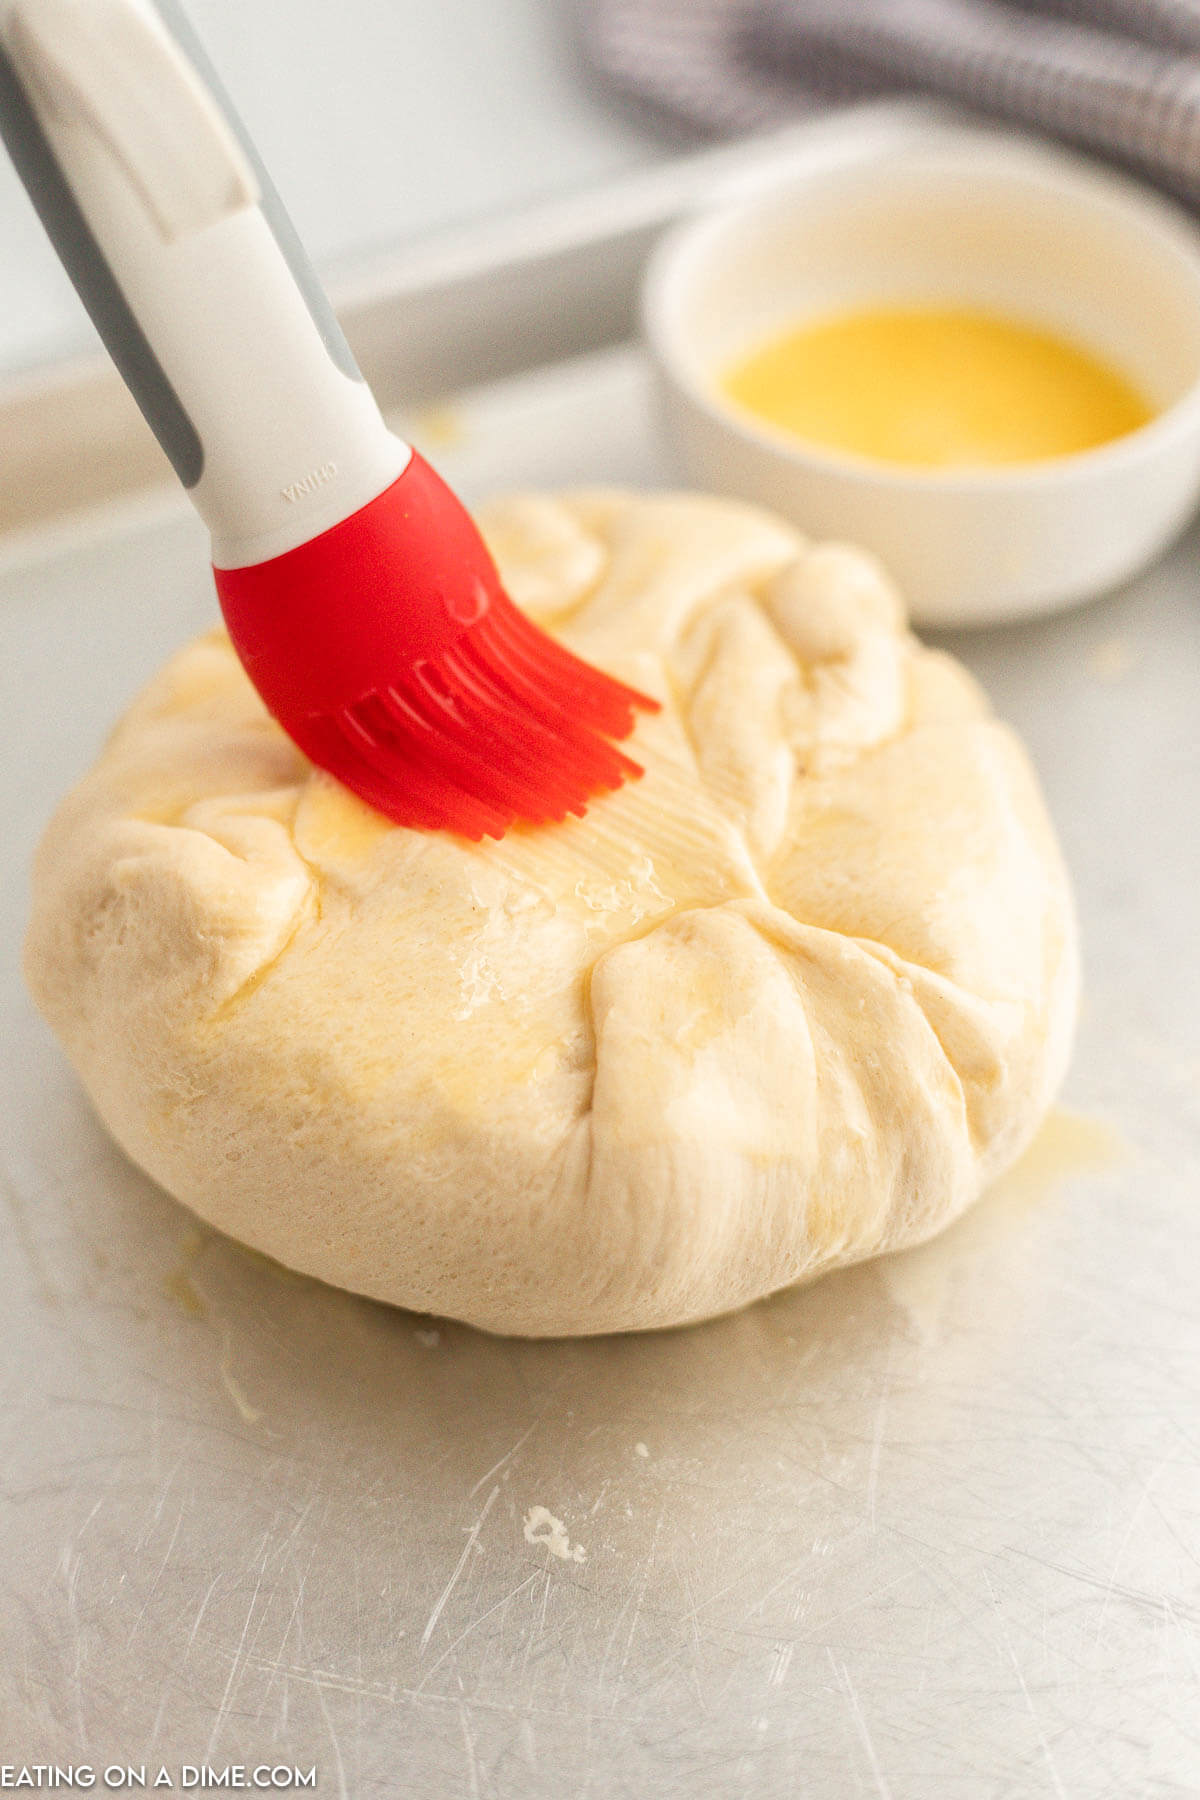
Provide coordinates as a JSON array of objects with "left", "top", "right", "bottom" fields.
[{"left": 583, "top": 0, "right": 1200, "bottom": 203}]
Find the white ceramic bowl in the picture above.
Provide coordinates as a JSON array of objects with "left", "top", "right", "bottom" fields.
[{"left": 642, "top": 125, "right": 1200, "bottom": 627}]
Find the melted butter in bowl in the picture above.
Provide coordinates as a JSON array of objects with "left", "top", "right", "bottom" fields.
[
  {"left": 643, "top": 127, "right": 1200, "bottom": 624},
  {"left": 721, "top": 305, "right": 1154, "bottom": 469}
]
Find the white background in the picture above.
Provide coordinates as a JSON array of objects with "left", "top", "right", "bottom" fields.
[{"left": 0, "top": 0, "right": 669, "bottom": 375}]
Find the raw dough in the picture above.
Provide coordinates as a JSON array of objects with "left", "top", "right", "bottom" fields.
[{"left": 25, "top": 490, "right": 1078, "bottom": 1336}]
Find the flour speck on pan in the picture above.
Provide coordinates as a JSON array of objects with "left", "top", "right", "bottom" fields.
[{"left": 523, "top": 1506, "right": 587, "bottom": 1563}]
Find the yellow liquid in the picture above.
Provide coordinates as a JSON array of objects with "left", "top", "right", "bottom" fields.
[{"left": 720, "top": 305, "right": 1153, "bottom": 468}]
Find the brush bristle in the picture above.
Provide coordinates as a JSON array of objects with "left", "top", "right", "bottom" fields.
[{"left": 302, "top": 591, "right": 659, "bottom": 840}]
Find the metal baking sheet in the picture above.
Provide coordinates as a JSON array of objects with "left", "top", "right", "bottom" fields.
[{"left": 2, "top": 115, "right": 1199, "bottom": 1797}]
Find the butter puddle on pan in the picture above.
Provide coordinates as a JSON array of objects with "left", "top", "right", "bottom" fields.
[
  {"left": 879, "top": 1107, "right": 1129, "bottom": 1347},
  {"left": 163, "top": 1229, "right": 263, "bottom": 1425}
]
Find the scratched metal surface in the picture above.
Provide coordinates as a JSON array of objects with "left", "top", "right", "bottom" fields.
[{"left": 2, "top": 360, "right": 1200, "bottom": 1793}]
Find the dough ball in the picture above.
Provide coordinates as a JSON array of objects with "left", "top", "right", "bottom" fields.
[{"left": 25, "top": 491, "right": 1078, "bottom": 1336}]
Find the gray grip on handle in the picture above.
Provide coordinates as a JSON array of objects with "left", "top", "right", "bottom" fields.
[
  {"left": 0, "top": 34, "right": 205, "bottom": 486},
  {"left": 0, "top": 0, "right": 364, "bottom": 493}
]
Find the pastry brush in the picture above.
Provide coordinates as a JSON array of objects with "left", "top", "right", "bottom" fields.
[{"left": 0, "top": 0, "right": 658, "bottom": 840}]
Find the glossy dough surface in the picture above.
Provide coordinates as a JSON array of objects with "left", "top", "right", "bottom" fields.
[{"left": 26, "top": 491, "right": 1078, "bottom": 1335}]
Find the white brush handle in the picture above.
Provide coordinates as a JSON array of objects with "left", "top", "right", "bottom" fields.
[{"left": 0, "top": 0, "right": 410, "bottom": 569}]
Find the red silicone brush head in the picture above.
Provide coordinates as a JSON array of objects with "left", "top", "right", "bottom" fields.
[{"left": 214, "top": 453, "right": 659, "bottom": 840}]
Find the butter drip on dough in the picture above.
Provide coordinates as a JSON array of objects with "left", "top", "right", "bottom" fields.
[{"left": 25, "top": 491, "right": 1078, "bottom": 1335}]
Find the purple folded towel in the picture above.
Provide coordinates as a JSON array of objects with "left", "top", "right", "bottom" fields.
[{"left": 583, "top": 0, "right": 1200, "bottom": 202}]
